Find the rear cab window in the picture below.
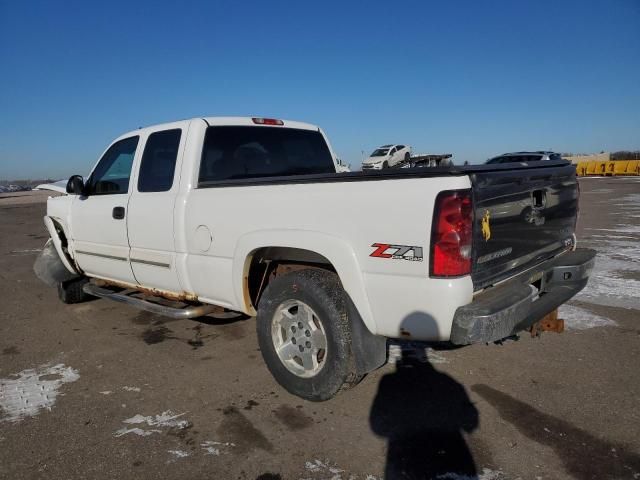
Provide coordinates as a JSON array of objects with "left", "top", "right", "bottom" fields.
[{"left": 198, "top": 126, "right": 335, "bottom": 184}]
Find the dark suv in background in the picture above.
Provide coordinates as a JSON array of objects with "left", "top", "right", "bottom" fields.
[{"left": 486, "top": 151, "right": 564, "bottom": 164}]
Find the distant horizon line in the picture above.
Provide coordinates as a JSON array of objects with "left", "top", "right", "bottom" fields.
[{"left": 3, "top": 149, "right": 640, "bottom": 183}]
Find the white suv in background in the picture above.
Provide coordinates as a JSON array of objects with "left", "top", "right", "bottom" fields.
[
  {"left": 362, "top": 144, "right": 411, "bottom": 170},
  {"left": 485, "top": 151, "right": 564, "bottom": 164}
]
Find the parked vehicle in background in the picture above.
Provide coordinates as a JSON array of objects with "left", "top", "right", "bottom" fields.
[
  {"left": 335, "top": 158, "right": 351, "bottom": 172},
  {"left": 34, "top": 117, "right": 595, "bottom": 401},
  {"left": 399, "top": 153, "right": 453, "bottom": 169},
  {"left": 0, "top": 184, "right": 33, "bottom": 193},
  {"left": 362, "top": 144, "right": 411, "bottom": 170},
  {"left": 486, "top": 151, "right": 564, "bottom": 164}
]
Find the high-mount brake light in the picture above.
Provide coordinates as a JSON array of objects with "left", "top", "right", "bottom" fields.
[
  {"left": 430, "top": 189, "right": 473, "bottom": 277},
  {"left": 252, "top": 117, "right": 284, "bottom": 126}
]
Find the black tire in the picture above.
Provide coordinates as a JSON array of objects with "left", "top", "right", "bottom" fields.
[
  {"left": 404, "top": 152, "right": 410, "bottom": 163},
  {"left": 256, "top": 269, "right": 358, "bottom": 401},
  {"left": 382, "top": 161, "right": 389, "bottom": 169},
  {"left": 57, "top": 277, "right": 90, "bottom": 304}
]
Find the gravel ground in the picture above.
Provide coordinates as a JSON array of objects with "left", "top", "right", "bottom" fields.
[{"left": 0, "top": 177, "right": 639, "bottom": 480}]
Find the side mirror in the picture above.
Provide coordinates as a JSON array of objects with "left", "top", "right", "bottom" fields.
[{"left": 66, "top": 175, "right": 85, "bottom": 195}]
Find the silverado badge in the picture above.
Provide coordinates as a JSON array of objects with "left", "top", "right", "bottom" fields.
[{"left": 481, "top": 210, "right": 491, "bottom": 241}]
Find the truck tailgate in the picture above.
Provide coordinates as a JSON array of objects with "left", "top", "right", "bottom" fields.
[{"left": 469, "top": 162, "right": 578, "bottom": 290}]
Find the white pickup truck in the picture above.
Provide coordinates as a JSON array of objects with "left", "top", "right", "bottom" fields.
[{"left": 35, "top": 116, "right": 595, "bottom": 401}]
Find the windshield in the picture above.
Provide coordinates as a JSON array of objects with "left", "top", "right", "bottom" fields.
[{"left": 370, "top": 149, "right": 390, "bottom": 157}]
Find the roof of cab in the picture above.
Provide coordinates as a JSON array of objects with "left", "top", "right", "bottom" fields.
[
  {"left": 113, "top": 117, "right": 321, "bottom": 144},
  {"left": 201, "top": 116, "right": 319, "bottom": 131}
]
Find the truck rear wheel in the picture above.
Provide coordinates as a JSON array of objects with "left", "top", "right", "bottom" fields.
[
  {"left": 57, "top": 277, "right": 90, "bottom": 304},
  {"left": 256, "top": 269, "right": 358, "bottom": 401}
]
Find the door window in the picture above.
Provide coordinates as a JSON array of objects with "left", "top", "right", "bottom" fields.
[
  {"left": 86, "top": 136, "right": 139, "bottom": 195},
  {"left": 137, "top": 129, "right": 182, "bottom": 192}
]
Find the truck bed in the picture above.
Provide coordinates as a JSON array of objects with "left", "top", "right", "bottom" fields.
[
  {"left": 198, "top": 159, "right": 572, "bottom": 187},
  {"left": 199, "top": 159, "right": 579, "bottom": 293}
]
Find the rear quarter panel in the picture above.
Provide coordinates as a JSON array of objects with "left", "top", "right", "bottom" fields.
[{"left": 180, "top": 173, "right": 473, "bottom": 341}]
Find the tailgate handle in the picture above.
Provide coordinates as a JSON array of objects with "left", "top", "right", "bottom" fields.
[{"left": 532, "top": 189, "right": 546, "bottom": 209}]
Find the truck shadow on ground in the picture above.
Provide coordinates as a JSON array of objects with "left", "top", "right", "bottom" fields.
[{"left": 370, "top": 353, "right": 481, "bottom": 479}]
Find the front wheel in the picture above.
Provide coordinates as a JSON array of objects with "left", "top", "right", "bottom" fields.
[
  {"left": 57, "top": 277, "right": 90, "bottom": 304},
  {"left": 256, "top": 269, "right": 358, "bottom": 401},
  {"left": 382, "top": 161, "right": 389, "bottom": 169}
]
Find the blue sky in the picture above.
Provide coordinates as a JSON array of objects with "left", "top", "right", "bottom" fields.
[{"left": 1, "top": 0, "right": 639, "bottom": 179}]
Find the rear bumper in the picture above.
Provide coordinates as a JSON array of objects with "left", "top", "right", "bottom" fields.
[{"left": 450, "top": 248, "right": 596, "bottom": 345}]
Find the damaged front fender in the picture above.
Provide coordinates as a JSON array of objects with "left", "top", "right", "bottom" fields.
[{"left": 33, "top": 240, "right": 80, "bottom": 287}]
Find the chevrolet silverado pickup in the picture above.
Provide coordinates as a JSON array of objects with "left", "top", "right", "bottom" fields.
[{"left": 34, "top": 116, "right": 595, "bottom": 401}]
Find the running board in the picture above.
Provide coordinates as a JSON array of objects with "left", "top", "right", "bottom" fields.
[{"left": 82, "top": 283, "right": 219, "bottom": 319}]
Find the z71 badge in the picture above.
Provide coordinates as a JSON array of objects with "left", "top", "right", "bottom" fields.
[{"left": 370, "top": 243, "right": 424, "bottom": 262}]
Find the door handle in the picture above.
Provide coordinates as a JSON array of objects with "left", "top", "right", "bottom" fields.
[{"left": 112, "top": 206, "right": 125, "bottom": 220}]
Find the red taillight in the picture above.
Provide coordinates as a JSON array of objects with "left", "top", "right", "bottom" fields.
[
  {"left": 430, "top": 189, "right": 473, "bottom": 277},
  {"left": 252, "top": 117, "right": 284, "bottom": 126}
]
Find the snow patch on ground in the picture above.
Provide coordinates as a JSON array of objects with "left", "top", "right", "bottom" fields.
[
  {"left": 167, "top": 449, "right": 190, "bottom": 462},
  {"left": 586, "top": 225, "right": 640, "bottom": 234},
  {"left": 575, "top": 237, "right": 640, "bottom": 310},
  {"left": 559, "top": 305, "right": 617, "bottom": 330},
  {"left": 436, "top": 468, "right": 505, "bottom": 480},
  {"left": 200, "top": 440, "right": 235, "bottom": 456},
  {"left": 0, "top": 363, "right": 79, "bottom": 423},
  {"left": 114, "top": 410, "right": 189, "bottom": 437},
  {"left": 99, "top": 390, "right": 113, "bottom": 395},
  {"left": 122, "top": 386, "right": 141, "bottom": 392},
  {"left": 303, "top": 459, "right": 380, "bottom": 479},
  {"left": 388, "top": 342, "right": 449, "bottom": 365}
]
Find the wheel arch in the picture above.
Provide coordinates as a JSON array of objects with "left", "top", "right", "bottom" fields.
[
  {"left": 233, "top": 230, "right": 377, "bottom": 335},
  {"left": 44, "top": 216, "right": 80, "bottom": 275}
]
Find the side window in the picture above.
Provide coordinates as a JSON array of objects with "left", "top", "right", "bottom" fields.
[
  {"left": 137, "top": 129, "right": 182, "bottom": 192},
  {"left": 396, "top": 145, "right": 404, "bottom": 150},
  {"left": 389, "top": 147, "right": 397, "bottom": 155},
  {"left": 488, "top": 156, "right": 508, "bottom": 164},
  {"left": 87, "top": 136, "right": 139, "bottom": 195}
]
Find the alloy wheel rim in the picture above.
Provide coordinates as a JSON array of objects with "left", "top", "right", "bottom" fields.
[{"left": 271, "top": 300, "right": 328, "bottom": 378}]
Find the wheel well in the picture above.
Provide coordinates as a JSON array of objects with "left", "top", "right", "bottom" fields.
[
  {"left": 50, "top": 218, "right": 69, "bottom": 250},
  {"left": 244, "top": 247, "right": 336, "bottom": 311},
  {"left": 49, "top": 217, "right": 79, "bottom": 271}
]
